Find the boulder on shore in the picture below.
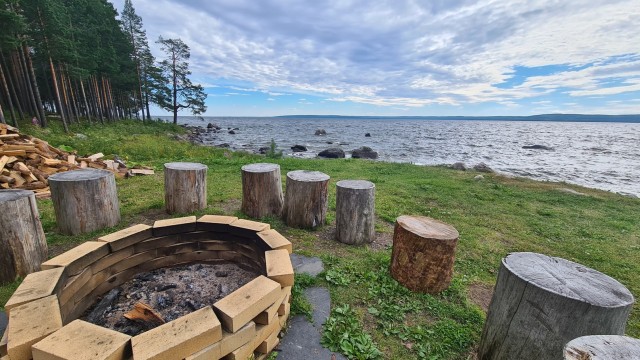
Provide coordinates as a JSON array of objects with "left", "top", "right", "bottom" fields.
[
  {"left": 523, "top": 144, "right": 553, "bottom": 150},
  {"left": 351, "top": 146, "right": 378, "bottom": 159},
  {"left": 228, "top": 130, "right": 236, "bottom": 134},
  {"left": 291, "top": 144, "right": 308, "bottom": 152},
  {"left": 451, "top": 162, "right": 466, "bottom": 171},
  {"left": 318, "top": 147, "right": 345, "bottom": 159},
  {"left": 473, "top": 163, "right": 493, "bottom": 173},
  {"left": 258, "top": 147, "right": 269, "bottom": 154},
  {"left": 315, "top": 129, "right": 327, "bottom": 136}
]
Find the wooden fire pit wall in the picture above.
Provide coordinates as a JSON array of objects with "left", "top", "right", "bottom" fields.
[{"left": 2, "top": 215, "right": 294, "bottom": 360}]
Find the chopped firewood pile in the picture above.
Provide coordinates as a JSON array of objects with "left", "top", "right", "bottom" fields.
[{"left": 0, "top": 123, "right": 154, "bottom": 199}]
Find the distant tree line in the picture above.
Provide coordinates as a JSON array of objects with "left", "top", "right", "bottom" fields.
[{"left": 0, "top": 0, "right": 206, "bottom": 130}]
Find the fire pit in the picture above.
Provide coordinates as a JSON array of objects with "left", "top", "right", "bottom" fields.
[{"left": 3, "top": 215, "right": 294, "bottom": 360}]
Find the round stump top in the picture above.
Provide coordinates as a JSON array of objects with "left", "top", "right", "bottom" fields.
[
  {"left": 336, "top": 180, "right": 375, "bottom": 190},
  {"left": 48, "top": 169, "right": 113, "bottom": 182},
  {"left": 164, "top": 162, "right": 208, "bottom": 171},
  {"left": 241, "top": 163, "right": 280, "bottom": 173},
  {"left": 504, "top": 252, "right": 634, "bottom": 307},
  {"left": 287, "top": 170, "right": 330, "bottom": 182},
  {"left": 0, "top": 189, "right": 34, "bottom": 202},
  {"left": 396, "top": 215, "right": 459, "bottom": 240},
  {"left": 565, "top": 335, "right": 640, "bottom": 359}
]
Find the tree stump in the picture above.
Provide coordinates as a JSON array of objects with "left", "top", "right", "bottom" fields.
[
  {"left": 389, "top": 215, "right": 459, "bottom": 293},
  {"left": 164, "top": 162, "right": 208, "bottom": 214},
  {"left": 564, "top": 335, "right": 640, "bottom": 359},
  {"left": 479, "top": 252, "right": 635, "bottom": 360},
  {"left": 241, "top": 163, "right": 284, "bottom": 219},
  {"left": 0, "top": 190, "right": 48, "bottom": 284},
  {"left": 283, "top": 170, "right": 329, "bottom": 229},
  {"left": 49, "top": 169, "right": 120, "bottom": 235},
  {"left": 335, "top": 180, "right": 375, "bottom": 245}
]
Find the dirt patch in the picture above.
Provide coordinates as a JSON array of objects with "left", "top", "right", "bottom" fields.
[
  {"left": 468, "top": 282, "right": 494, "bottom": 313},
  {"left": 82, "top": 263, "right": 258, "bottom": 336},
  {"left": 303, "top": 216, "right": 394, "bottom": 252}
]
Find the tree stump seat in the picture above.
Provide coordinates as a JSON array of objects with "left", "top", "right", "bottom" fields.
[
  {"left": 564, "top": 335, "right": 640, "bottom": 359},
  {"left": 479, "top": 252, "right": 635, "bottom": 360},
  {"left": 241, "top": 163, "right": 284, "bottom": 219},
  {"left": 0, "top": 189, "right": 47, "bottom": 284},
  {"left": 49, "top": 169, "right": 120, "bottom": 235},
  {"left": 283, "top": 170, "right": 329, "bottom": 229},
  {"left": 335, "top": 180, "right": 375, "bottom": 245},
  {"left": 164, "top": 162, "right": 208, "bottom": 214},
  {"left": 390, "top": 215, "right": 459, "bottom": 293}
]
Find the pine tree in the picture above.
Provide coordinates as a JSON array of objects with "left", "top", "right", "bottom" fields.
[{"left": 156, "top": 36, "right": 206, "bottom": 124}]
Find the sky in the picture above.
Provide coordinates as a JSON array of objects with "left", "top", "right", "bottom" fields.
[{"left": 110, "top": 0, "right": 640, "bottom": 117}]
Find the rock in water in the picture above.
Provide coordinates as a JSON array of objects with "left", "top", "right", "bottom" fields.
[
  {"left": 315, "top": 129, "right": 327, "bottom": 136},
  {"left": 318, "top": 147, "right": 345, "bottom": 158},
  {"left": 474, "top": 163, "right": 493, "bottom": 173},
  {"left": 523, "top": 144, "right": 554, "bottom": 150},
  {"left": 228, "top": 130, "right": 236, "bottom": 134},
  {"left": 365, "top": 133, "right": 371, "bottom": 137},
  {"left": 291, "top": 145, "right": 308, "bottom": 152},
  {"left": 451, "top": 162, "right": 466, "bottom": 171},
  {"left": 351, "top": 146, "right": 378, "bottom": 159}
]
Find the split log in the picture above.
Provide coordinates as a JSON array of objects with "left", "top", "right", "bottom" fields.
[
  {"left": 164, "top": 162, "right": 208, "bottom": 214},
  {"left": 124, "top": 301, "right": 165, "bottom": 327},
  {"left": 0, "top": 189, "right": 47, "bottom": 284},
  {"left": 241, "top": 163, "right": 284, "bottom": 218},
  {"left": 389, "top": 215, "right": 458, "bottom": 293},
  {"left": 478, "top": 252, "right": 635, "bottom": 360},
  {"left": 283, "top": 170, "right": 330, "bottom": 228},
  {"left": 564, "top": 335, "right": 640, "bottom": 359},
  {"left": 49, "top": 169, "right": 121, "bottom": 235},
  {"left": 335, "top": 180, "right": 375, "bottom": 245}
]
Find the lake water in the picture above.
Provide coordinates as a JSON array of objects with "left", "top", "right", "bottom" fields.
[{"left": 166, "top": 116, "right": 640, "bottom": 197}]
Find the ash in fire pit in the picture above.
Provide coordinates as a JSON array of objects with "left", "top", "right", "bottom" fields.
[{"left": 82, "top": 263, "right": 259, "bottom": 336}]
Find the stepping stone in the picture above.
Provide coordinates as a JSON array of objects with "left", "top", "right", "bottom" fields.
[
  {"left": 277, "top": 287, "right": 345, "bottom": 360},
  {"left": 290, "top": 254, "right": 324, "bottom": 277},
  {"left": 0, "top": 311, "right": 6, "bottom": 335}
]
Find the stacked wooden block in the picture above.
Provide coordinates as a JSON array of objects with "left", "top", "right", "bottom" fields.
[{"left": 1, "top": 215, "right": 294, "bottom": 360}]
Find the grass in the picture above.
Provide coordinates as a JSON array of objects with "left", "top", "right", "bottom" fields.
[{"left": 2, "top": 118, "right": 639, "bottom": 359}]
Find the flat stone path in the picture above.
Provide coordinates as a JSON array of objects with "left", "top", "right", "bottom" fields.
[
  {"left": 0, "top": 311, "right": 6, "bottom": 335},
  {"left": 290, "top": 253, "right": 324, "bottom": 277}
]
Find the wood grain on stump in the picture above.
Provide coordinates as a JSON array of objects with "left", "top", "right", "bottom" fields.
[
  {"left": 241, "top": 163, "right": 284, "bottom": 219},
  {"left": 0, "top": 190, "right": 47, "bottom": 284},
  {"left": 49, "top": 169, "right": 120, "bottom": 235},
  {"left": 389, "top": 215, "right": 459, "bottom": 293},
  {"left": 335, "top": 180, "right": 375, "bottom": 245},
  {"left": 564, "top": 335, "right": 640, "bottom": 360},
  {"left": 164, "top": 162, "right": 208, "bottom": 214},
  {"left": 479, "top": 252, "right": 635, "bottom": 360},
  {"left": 283, "top": 170, "right": 329, "bottom": 229}
]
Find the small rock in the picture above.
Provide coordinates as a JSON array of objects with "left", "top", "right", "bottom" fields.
[
  {"left": 157, "top": 283, "right": 178, "bottom": 292},
  {"left": 474, "top": 175, "right": 485, "bottom": 181},
  {"left": 258, "top": 147, "right": 269, "bottom": 154},
  {"left": 215, "top": 271, "right": 229, "bottom": 277},
  {"left": 207, "top": 123, "right": 214, "bottom": 129},
  {"left": 351, "top": 146, "right": 378, "bottom": 159},
  {"left": 216, "top": 143, "right": 230, "bottom": 148},
  {"left": 228, "top": 130, "right": 236, "bottom": 134},
  {"left": 318, "top": 147, "right": 345, "bottom": 158},
  {"left": 522, "top": 144, "right": 553, "bottom": 150},
  {"left": 291, "top": 144, "right": 308, "bottom": 152},
  {"left": 315, "top": 129, "right": 327, "bottom": 136},
  {"left": 75, "top": 133, "right": 88, "bottom": 140},
  {"left": 451, "top": 162, "right": 466, "bottom": 171},
  {"left": 474, "top": 163, "right": 493, "bottom": 173},
  {"left": 365, "top": 133, "right": 371, "bottom": 137}
]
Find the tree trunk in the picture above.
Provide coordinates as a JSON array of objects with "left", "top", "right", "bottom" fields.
[
  {"left": 164, "top": 162, "right": 208, "bottom": 214},
  {"left": 2, "top": 51, "right": 24, "bottom": 124},
  {"left": 0, "top": 59, "right": 16, "bottom": 125},
  {"left": 0, "top": 189, "right": 48, "bottom": 284},
  {"left": 478, "top": 252, "right": 635, "bottom": 360},
  {"left": 335, "top": 180, "right": 375, "bottom": 245},
  {"left": 282, "top": 170, "right": 330, "bottom": 229},
  {"left": 23, "top": 44, "right": 47, "bottom": 127},
  {"left": 59, "top": 69, "right": 75, "bottom": 124},
  {"left": 17, "top": 49, "right": 39, "bottom": 119},
  {"left": 241, "top": 163, "right": 284, "bottom": 219},
  {"left": 49, "top": 58, "right": 69, "bottom": 132},
  {"left": 92, "top": 76, "right": 104, "bottom": 123},
  {"left": 48, "top": 169, "right": 121, "bottom": 235},
  {"left": 0, "top": 103, "right": 5, "bottom": 124},
  {"left": 390, "top": 216, "right": 458, "bottom": 293},
  {"left": 564, "top": 335, "right": 640, "bottom": 360},
  {"left": 80, "top": 79, "right": 92, "bottom": 124}
]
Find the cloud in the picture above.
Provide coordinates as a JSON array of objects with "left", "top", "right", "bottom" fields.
[{"left": 112, "top": 0, "right": 640, "bottom": 113}]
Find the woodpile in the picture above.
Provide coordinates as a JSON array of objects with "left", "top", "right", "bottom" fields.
[{"left": 0, "top": 123, "right": 154, "bottom": 198}]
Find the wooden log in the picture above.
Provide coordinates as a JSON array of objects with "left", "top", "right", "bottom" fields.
[
  {"left": 282, "top": 170, "right": 329, "bottom": 229},
  {"left": 241, "top": 163, "right": 284, "bottom": 219},
  {"left": 0, "top": 190, "right": 48, "bottom": 284},
  {"left": 564, "top": 335, "right": 640, "bottom": 359},
  {"left": 124, "top": 301, "right": 166, "bottom": 327},
  {"left": 335, "top": 180, "right": 375, "bottom": 245},
  {"left": 389, "top": 215, "right": 458, "bottom": 293},
  {"left": 164, "top": 162, "right": 208, "bottom": 214},
  {"left": 48, "top": 169, "right": 121, "bottom": 235},
  {"left": 478, "top": 252, "right": 635, "bottom": 360}
]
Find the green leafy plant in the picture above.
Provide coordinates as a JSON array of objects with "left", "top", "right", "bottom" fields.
[
  {"left": 322, "top": 304, "right": 382, "bottom": 360},
  {"left": 266, "top": 139, "right": 283, "bottom": 159}
]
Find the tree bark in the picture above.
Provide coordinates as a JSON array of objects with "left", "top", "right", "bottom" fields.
[
  {"left": 241, "top": 163, "right": 284, "bottom": 219},
  {"left": 48, "top": 169, "right": 121, "bottom": 235},
  {"left": 390, "top": 215, "right": 458, "bottom": 293},
  {"left": 335, "top": 180, "right": 375, "bottom": 245},
  {"left": 79, "top": 79, "right": 92, "bottom": 124},
  {"left": 0, "top": 52, "right": 21, "bottom": 126},
  {"left": 479, "top": 252, "right": 635, "bottom": 360},
  {"left": 23, "top": 44, "right": 47, "bottom": 127},
  {"left": 0, "top": 189, "right": 48, "bottom": 284},
  {"left": 0, "top": 60, "right": 16, "bottom": 125},
  {"left": 564, "top": 335, "right": 640, "bottom": 360},
  {"left": 49, "top": 58, "right": 69, "bottom": 132},
  {"left": 283, "top": 170, "right": 330, "bottom": 229},
  {"left": 164, "top": 162, "right": 208, "bottom": 214}
]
